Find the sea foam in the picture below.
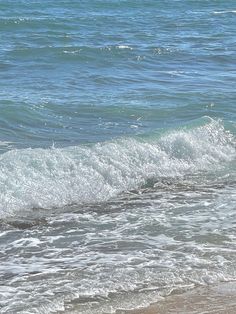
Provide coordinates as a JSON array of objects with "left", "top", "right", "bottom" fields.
[{"left": 0, "top": 118, "right": 234, "bottom": 217}]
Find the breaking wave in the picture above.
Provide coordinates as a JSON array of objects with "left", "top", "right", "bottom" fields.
[{"left": 0, "top": 118, "right": 235, "bottom": 217}]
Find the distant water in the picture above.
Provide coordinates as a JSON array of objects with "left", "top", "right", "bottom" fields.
[{"left": 0, "top": 1, "right": 236, "bottom": 313}]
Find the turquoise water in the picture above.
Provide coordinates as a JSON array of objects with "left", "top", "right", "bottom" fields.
[{"left": 0, "top": 1, "right": 236, "bottom": 313}]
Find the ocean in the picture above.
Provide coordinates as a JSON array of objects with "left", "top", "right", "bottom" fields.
[{"left": 0, "top": 0, "right": 236, "bottom": 313}]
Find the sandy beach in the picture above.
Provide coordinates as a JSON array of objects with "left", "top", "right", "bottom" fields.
[{"left": 117, "top": 282, "right": 236, "bottom": 314}]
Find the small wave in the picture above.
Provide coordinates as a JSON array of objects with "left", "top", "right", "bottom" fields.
[
  {"left": 117, "top": 45, "right": 133, "bottom": 50},
  {"left": 0, "top": 118, "right": 234, "bottom": 217},
  {"left": 213, "top": 10, "right": 236, "bottom": 14}
]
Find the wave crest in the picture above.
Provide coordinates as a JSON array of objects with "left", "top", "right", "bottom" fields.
[{"left": 0, "top": 118, "right": 234, "bottom": 216}]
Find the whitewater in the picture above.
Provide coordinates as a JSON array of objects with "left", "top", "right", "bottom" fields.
[{"left": 0, "top": 118, "right": 234, "bottom": 217}]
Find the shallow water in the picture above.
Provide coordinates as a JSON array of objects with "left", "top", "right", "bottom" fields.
[
  {"left": 118, "top": 282, "right": 236, "bottom": 314},
  {"left": 0, "top": 1, "right": 236, "bottom": 313}
]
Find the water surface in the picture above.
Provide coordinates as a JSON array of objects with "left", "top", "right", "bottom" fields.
[{"left": 0, "top": 1, "right": 236, "bottom": 313}]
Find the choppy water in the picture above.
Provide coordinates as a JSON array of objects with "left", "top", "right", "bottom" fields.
[{"left": 0, "top": 1, "right": 236, "bottom": 313}]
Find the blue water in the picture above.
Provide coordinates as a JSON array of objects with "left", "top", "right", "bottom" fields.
[{"left": 0, "top": 1, "right": 236, "bottom": 313}]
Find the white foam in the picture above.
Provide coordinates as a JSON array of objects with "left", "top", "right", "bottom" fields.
[
  {"left": 117, "top": 45, "right": 133, "bottom": 49},
  {"left": 0, "top": 118, "right": 234, "bottom": 217},
  {"left": 213, "top": 10, "right": 236, "bottom": 14}
]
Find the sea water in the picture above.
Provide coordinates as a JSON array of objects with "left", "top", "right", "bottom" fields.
[{"left": 0, "top": 1, "right": 236, "bottom": 313}]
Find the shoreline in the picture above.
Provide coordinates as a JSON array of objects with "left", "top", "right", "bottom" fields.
[{"left": 117, "top": 282, "right": 236, "bottom": 314}]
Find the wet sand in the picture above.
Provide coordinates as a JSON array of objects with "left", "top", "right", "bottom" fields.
[{"left": 117, "top": 282, "right": 236, "bottom": 314}]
